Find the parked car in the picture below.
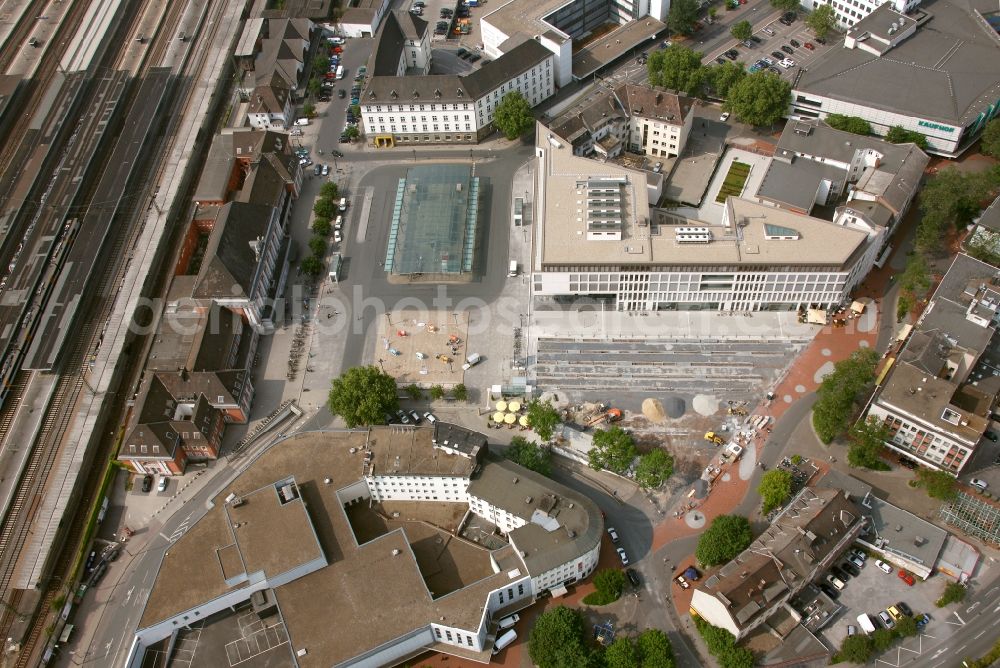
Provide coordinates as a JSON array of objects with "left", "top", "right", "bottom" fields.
[
  {"left": 915, "top": 613, "right": 930, "bottom": 628},
  {"left": 847, "top": 624, "right": 857, "bottom": 636},
  {"left": 875, "top": 559, "right": 893, "bottom": 574},
  {"left": 626, "top": 568, "right": 641, "bottom": 587},
  {"left": 85, "top": 550, "right": 97, "bottom": 572},
  {"left": 674, "top": 574, "right": 690, "bottom": 589},
  {"left": 715, "top": 56, "right": 726, "bottom": 64},
  {"left": 841, "top": 561, "right": 860, "bottom": 577},
  {"left": 607, "top": 527, "right": 620, "bottom": 543},
  {"left": 423, "top": 411, "right": 438, "bottom": 423},
  {"left": 847, "top": 553, "right": 865, "bottom": 569},
  {"left": 330, "top": 149, "right": 344, "bottom": 157},
  {"left": 779, "top": 58, "right": 795, "bottom": 68},
  {"left": 815, "top": 36, "right": 827, "bottom": 44},
  {"left": 826, "top": 573, "right": 846, "bottom": 590},
  {"left": 724, "top": 50, "right": 738, "bottom": 60},
  {"left": 783, "top": 11, "right": 797, "bottom": 21},
  {"left": 790, "top": 39, "right": 801, "bottom": 47},
  {"left": 409, "top": 410, "right": 422, "bottom": 423},
  {"left": 322, "top": 164, "right": 330, "bottom": 176},
  {"left": 720, "top": 112, "right": 730, "bottom": 122},
  {"left": 896, "top": 601, "right": 913, "bottom": 617},
  {"left": 314, "top": 164, "right": 323, "bottom": 176},
  {"left": 141, "top": 474, "right": 153, "bottom": 493},
  {"left": 850, "top": 548, "right": 867, "bottom": 562},
  {"left": 898, "top": 456, "right": 917, "bottom": 469},
  {"left": 830, "top": 565, "right": 850, "bottom": 582},
  {"left": 804, "top": 42, "right": 815, "bottom": 50},
  {"left": 616, "top": 547, "right": 629, "bottom": 565},
  {"left": 157, "top": 476, "right": 168, "bottom": 492},
  {"left": 395, "top": 409, "right": 410, "bottom": 424},
  {"left": 898, "top": 569, "right": 916, "bottom": 586},
  {"left": 771, "top": 51, "right": 785, "bottom": 60},
  {"left": 781, "top": 45, "right": 794, "bottom": 54},
  {"left": 970, "top": 478, "right": 988, "bottom": 491},
  {"left": 878, "top": 610, "right": 895, "bottom": 629},
  {"left": 819, "top": 583, "right": 840, "bottom": 599}
]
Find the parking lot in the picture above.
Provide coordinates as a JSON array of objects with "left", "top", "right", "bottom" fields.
[
  {"left": 709, "top": 12, "right": 837, "bottom": 81},
  {"left": 814, "top": 548, "right": 944, "bottom": 649}
]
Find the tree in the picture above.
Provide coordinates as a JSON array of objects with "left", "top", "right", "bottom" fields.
[
  {"left": 636, "top": 629, "right": 675, "bottom": 668},
  {"left": 897, "top": 293, "right": 913, "bottom": 321},
  {"left": 320, "top": 182, "right": 339, "bottom": 199},
  {"left": 344, "top": 125, "right": 360, "bottom": 139},
  {"left": 916, "top": 468, "right": 958, "bottom": 501},
  {"left": 709, "top": 61, "right": 746, "bottom": 98},
  {"left": 312, "top": 53, "right": 330, "bottom": 73},
  {"left": 730, "top": 20, "right": 752, "bottom": 41},
  {"left": 981, "top": 118, "right": 1000, "bottom": 158},
  {"left": 837, "top": 634, "right": 875, "bottom": 663},
  {"left": 848, "top": 417, "right": 891, "bottom": 471},
  {"left": 583, "top": 568, "right": 626, "bottom": 605},
  {"left": 666, "top": 0, "right": 699, "bottom": 35},
  {"left": 872, "top": 628, "right": 895, "bottom": 651},
  {"left": 528, "top": 606, "right": 592, "bottom": 668},
  {"left": 308, "top": 77, "right": 322, "bottom": 97},
  {"left": 635, "top": 449, "right": 674, "bottom": 489},
  {"left": 506, "top": 436, "right": 552, "bottom": 476},
  {"left": 694, "top": 619, "right": 754, "bottom": 668},
  {"left": 605, "top": 637, "right": 641, "bottom": 668},
  {"left": 314, "top": 197, "right": 336, "bottom": 220},
  {"left": 936, "top": 582, "right": 967, "bottom": 607},
  {"left": 429, "top": 385, "right": 445, "bottom": 400},
  {"left": 757, "top": 469, "right": 793, "bottom": 513},
  {"left": 350, "top": 104, "right": 361, "bottom": 118},
  {"left": 589, "top": 426, "right": 638, "bottom": 474},
  {"left": 806, "top": 5, "right": 836, "bottom": 39},
  {"left": 648, "top": 45, "right": 707, "bottom": 96},
  {"left": 770, "top": 0, "right": 799, "bottom": 10},
  {"left": 696, "top": 514, "right": 753, "bottom": 566},
  {"left": 899, "top": 253, "right": 931, "bottom": 297},
  {"left": 825, "top": 113, "right": 872, "bottom": 135},
  {"left": 327, "top": 365, "right": 399, "bottom": 427},
  {"left": 300, "top": 255, "right": 323, "bottom": 277},
  {"left": 312, "top": 217, "right": 331, "bottom": 236},
  {"left": 811, "top": 348, "right": 879, "bottom": 442},
  {"left": 895, "top": 615, "right": 918, "bottom": 638},
  {"left": 308, "top": 235, "right": 327, "bottom": 257},
  {"left": 918, "top": 168, "right": 1000, "bottom": 255},
  {"left": 493, "top": 92, "right": 533, "bottom": 140},
  {"left": 724, "top": 71, "right": 790, "bottom": 127},
  {"left": 708, "top": 7, "right": 718, "bottom": 20},
  {"left": 450, "top": 383, "right": 468, "bottom": 401},
  {"left": 527, "top": 399, "right": 560, "bottom": 441},
  {"left": 405, "top": 383, "right": 422, "bottom": 400},
  {"left": 885, "top": 125, "right": 928, "bottom": 149},
  {"left": 302, "top": 103, "right": 317, "bottom": 118}
]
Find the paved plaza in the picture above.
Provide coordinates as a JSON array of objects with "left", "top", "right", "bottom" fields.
[{"left": 377, "top": 310, "right": 470, "bottom": 385}]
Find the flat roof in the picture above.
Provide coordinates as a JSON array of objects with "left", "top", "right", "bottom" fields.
[
  {"left": 877, "top": 361, "right": 989, "bottom": 442},
  {"left": 861, "top": 496, "right": 947, "bottom": 568},
  {"left": 481, "top": 0, "right": 571, "bottom": 47},
  {"left": 793, "top": 0, "right": 1000, "bottom": 127},
  {"left": 537, "top": 126, "right": 869, "bottom": 269},
  {"left": 571, "top": 18, "right": 666, "bottom": 80},
  {"left": 754, "top": 158, "right": 846, "bottom": 212},
  {"left": 139, "top": 428, "right": 532, "bottom": 668},
  {"left": 367, "top": 426, "right": 478, "bottom": 476}
]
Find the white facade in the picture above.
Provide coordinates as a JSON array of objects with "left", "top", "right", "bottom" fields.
[
  {"left": 366, "top": 473, "right": 471, "bottom": 502},
  {"left": 630, "top": 111, "right": 693, "bottom": 158},
  {"left": 866, "top": 400, "right": 978, "bottom": 473},
  {"left": 362, "top": 53, "right": 555, "bottom": 142},
  {"left": 799, "top": 0, "right": 920, "bottom": 30}
]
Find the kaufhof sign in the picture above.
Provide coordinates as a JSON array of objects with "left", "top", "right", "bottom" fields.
[{"left": 918, "top": 120, "right": 957, "bottom": 134}]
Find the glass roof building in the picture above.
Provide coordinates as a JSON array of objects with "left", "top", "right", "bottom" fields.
[{"left": 385, "top": 164, "right": 481, "bottom": 276}]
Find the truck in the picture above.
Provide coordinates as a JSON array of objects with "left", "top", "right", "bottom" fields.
[
  {"left": 856, "top": 613, "right": 877, "bottom": 634},
  {"left": 492, "top": 629, "right": 516, "bottom": 655},
  {"left": 704, "top": 431, "right": 724, "bottom": 445},
  {"left": 462, "top": 353, "right": 481, "bottom": 370}
]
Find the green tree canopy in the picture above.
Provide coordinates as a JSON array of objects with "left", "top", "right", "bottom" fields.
[
  {"left": 648, "top": 45, "right": 707, "bottom": 97},
  {"left": 917, "top": 468, "right": 958, "bottom": 501},
  {"left": 505, "top": 436, "right": 552, "bottom": 476},
  {"left": 605, "top": 637, "right": 641, "bottom": 668},
  {"left": 300, "top": 255, "right": 323, "bottom": 277},
  {"left": 848, "top": 417, "right": 891, "bottom": 470},
  {"left": 493, "top": 91, "right": 534, "bottom": 140},
  {"left": 837, "top": 634, "right": 875, "bottom": 663},
  {"left": 312, "top": 217, "right": 331, "bottom": 236},
  {"left": 302, "top": 103, "right": 317, "bottom": 118},
  {"left": 327, "top": 365, "right": 399, "bottom": 427},
  {"left": 723, "top": 71, "right": 790, "bottom": 127},
  {"left": 825, "top": 113, "right": 872, "bottom": 135},
  {"left": 635, "top": 449, "right": 674, "bottom": 489},
  {"left": 308, "top": 235, "right": 327, "bottom": 257},
  {"left": 404, "top": 384, "right": 422, "bottom": 400},
  {"left": 314, "top": 197, "right": 336, "bottom": 219},
  {"left": 885, "top": 125, "right": 928, "bottom": 149},
  {"left": 811, "top": 348, "right": 879, "bottom": 442},
  {"left": 966, "top": 228, "right": 1000, "bottom": 266},
  {"left": 758, "top": 469, "right": 793, "bottom": 513},
  {"left": 696, "top": 514, "right": 753, "bottom": 566},
  {"left": 589, "top": 426, "right": 638, "bottom": 474},
  {"left": 730, "top": 20, "right": 752, "bottom": 41},
  {"left": 527, "top": 399, "right": 561, "bottom": 441},
  {"left": 694, "top": 619, "right": 754, "bottom": 668},
  {"left": 936, "top": 581, "right": 967, "bottom": 607},
  {"left": 806, "top": 5, "right": 836, "bottom": 39},
  {"left": 982, "top": 118, "right": 1000, "bottom": 158},
  {"left": 895, "top": 615, "right": 918, "bottom": 637},
  {"left": 528, "top": 606, "right": 593, "bottom": 668},
  {"left": 429, "top": 385, "right": 445, "bottom": 400},
  {"left": 666, "top": 0, "right": 700, "bottom": 35},
  {"left": 451, "top": 383, "right": 468, "bottom": 401},
  {"left": 708, "top": 61, "right": 746, "bottom": 98},
  {"left": 307, "top": 77, "right": 322, "bottom": 97},
  {"left": 872, "top": 628, "right": 895, "bottom": 651},
  {"left": 344, "top": 125, "right": 360, "bottom": 139},
  {"left": 917, "top": 168, "right": 1000, "bottom": 255},
  {"left": 636, "top": 629, "right": 676, "bottom": 668},
  {"left": 583, "top": 568, "right": 627, "bottom": 605},
  {"left": 899, "top": 252, "right": 932, "bottom": 296},
  {"left": 770, "top": 0, "right": 799, "bottom": 10},
  {"left": 320, "top": 182, "right": 339, "bottom": 199}
]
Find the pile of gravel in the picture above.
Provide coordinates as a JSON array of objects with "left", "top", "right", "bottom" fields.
[{"left": 642, "top": 398, "right": 666, "bottom": 423}]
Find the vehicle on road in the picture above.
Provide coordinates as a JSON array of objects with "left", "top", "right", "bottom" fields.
[
  {"left": 338, "top": 89, "right": 346, "bottom": 99},
  {"left": 141, "top": 474, "right": 153, "bottom": 493},
  {"left": 157, "top": 477, "right": 168, "bottom": 492},
  {"left": 330, "top": 150, "right": 344, "bottom": 157},
  {"left": 627, "top": 568, "right": 641, "bottom": 586},
  {"left": 875, "top": 559, "right": 893, "bottom": 574},
  {"left": 616, "top": 547, "right": 629, "bottom": 565},
  {"left": 607, "top": 527, "right": 620, "bottom": 543},
  {"left": 720, "top": 112, "right": 730, "bottom": 122},
  {"left": 970, "top": 478, "right": 988, "bottom": 491},
  {"left": 462, "top": 353, "right": 482, "bottom": 370},
  {"left": 898, "top": 569, "right": 915, "bottom": 586}
]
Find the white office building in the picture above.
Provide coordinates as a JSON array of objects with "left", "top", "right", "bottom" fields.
[{"left": 799, "top": 0, "right": 921, "bottom": 29}]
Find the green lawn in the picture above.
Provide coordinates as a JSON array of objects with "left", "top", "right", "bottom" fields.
[{"left": 715, "top": 161, "right": 751, "bottom": 203}]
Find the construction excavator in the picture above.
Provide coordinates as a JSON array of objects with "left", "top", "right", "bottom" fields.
[
  {"left": 704, "top": 431, "right": 725, "bottom": 445},
  {"left": 586, "top": 408, "right": 623, "bottom": 427}
]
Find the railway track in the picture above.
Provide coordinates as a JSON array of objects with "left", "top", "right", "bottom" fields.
[
  {"left": 0, "top": 0, "right": 195, "bottom": 659},
  {"left": 0, "top": 0, "right": 56, "bottom": 73},
  {"left": 0, "top": 371, "right": 30, "bottom": 442}
]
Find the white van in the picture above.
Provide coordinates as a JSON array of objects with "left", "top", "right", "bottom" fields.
[
  {"left": 856, "top": 613, "right": 877, "bottom": 634},
  {"left": 508, "top": 261, "right": 518, "bottom": 277},
  {"left": 498, "top": 614, "right": 519, "bottom": 630},
  {"left": 492, "top": 629, "right": 516, "bottom": 655},
  {"left": 294, "top": 118, "right": 310, "bottom": 126},
  {"left": 462, "top": 353, "right": 481, "bottom": 370},
  {"left": 335, "top": 65, "right": 345, "bottom": 80}
]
